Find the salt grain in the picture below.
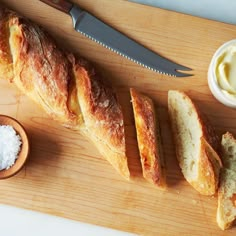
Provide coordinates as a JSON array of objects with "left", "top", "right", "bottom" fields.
[{"left": 0, "top": 125, "right": 22, "bottom": 170}]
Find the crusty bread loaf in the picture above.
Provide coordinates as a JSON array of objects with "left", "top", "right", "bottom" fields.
[
  {"left": 217, "top": 132, "right": 236, "bottom": 230},
  {"left": 130, "top": 88, "right": 166, "bottom": 188},
  {"left": 0, "top": 5, "right": 130, "bottom": 180},
  {"left": 168, "top": 90, "right": 222, "bottom": 195},
  {"left": 0, "top": 7, "right": 13, "bottom": 81}
]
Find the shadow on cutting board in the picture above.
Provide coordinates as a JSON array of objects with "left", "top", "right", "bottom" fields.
[{"left": 25, "top": 123, "right": 62, "bottom": 169}]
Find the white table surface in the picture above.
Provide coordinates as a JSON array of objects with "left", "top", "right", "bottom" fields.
[
  {"left": 129, "top": 0, "right": 236, "bottom": 25},
  {"left": 1, "top": 1, "right": 235, "bottom": 235},
  {"left": 0, "top": 204, "right": 136, "bottom": 236}
]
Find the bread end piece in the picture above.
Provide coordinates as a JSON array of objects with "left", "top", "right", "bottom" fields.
[
  {"left": 73, "top": 59, "right": 130, "bottom": 180},
  {"left": 8, "top": 12, "right": 80, "bottom": 128},
  {"left": 130, "top": 88, "right": 166, "bottom": 188},
  {"left": 168, "top": 90, "right": 221, "bottom": 195},
  {"left": 217, "top": 168, "right": 236, "bottom": 230}
]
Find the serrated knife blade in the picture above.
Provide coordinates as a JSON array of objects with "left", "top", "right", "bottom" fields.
[{"left": 40, "top": 0, "right": 192, "bottom": 77}]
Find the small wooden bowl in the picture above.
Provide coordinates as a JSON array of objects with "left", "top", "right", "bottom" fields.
[{"left": 0, "top": 115, "right": 29, "bottom": 179}]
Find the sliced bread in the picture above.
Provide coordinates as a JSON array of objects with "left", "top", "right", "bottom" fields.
[
  {"left": 221, "top": 132, "right": 236, "bottom": 172},
  {"left": 168, "top": 90, "right": 222, "bottom": 195},
  {"left": 217, "top": 132, "right": 236, "bottom": 230},
  {"left": 130, "top": 88, "right": 166, "bottom": 188}
]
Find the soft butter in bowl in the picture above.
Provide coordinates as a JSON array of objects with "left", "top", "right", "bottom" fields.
[
  {"left": 208, "top": 39, "right": 236, "bottom": 108},
  {"left": 0, "top": 115, "right": 29, "bottom": 179}
]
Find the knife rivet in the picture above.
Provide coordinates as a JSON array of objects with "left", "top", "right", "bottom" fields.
[{"left": 52, "top": 0, "right": 59, "bottom": 4}]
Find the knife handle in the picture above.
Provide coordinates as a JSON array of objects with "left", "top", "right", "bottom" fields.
[{"left": 40, "top": 0, "right": 73, "bottom": 14}]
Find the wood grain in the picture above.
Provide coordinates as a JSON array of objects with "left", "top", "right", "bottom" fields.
[{"left": 0, "top": 0, "right": 236, "bottom": 235}]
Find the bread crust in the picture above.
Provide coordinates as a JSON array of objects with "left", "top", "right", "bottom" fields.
[
  {"left": 130, "top": 88, "right": 166, "bottom": 187},
  {"left": 217, "top": 168, "right": 236, "bottom": 230},
  {"left": 0, "top": 6, "right": 13, "bottom": 81},
  {"left": 168, "top": 90, "right": 222, "bottom": 195},
  {"left": 190, "top": 137, "right": 222, "bottom": 195}
]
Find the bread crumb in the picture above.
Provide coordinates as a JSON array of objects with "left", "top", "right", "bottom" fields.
[
  {"left": 99, "top": 100, "right": 109, "bottom": 108},
  {"left": 192, "top": 199, "right": 198, "bottom": 205}
]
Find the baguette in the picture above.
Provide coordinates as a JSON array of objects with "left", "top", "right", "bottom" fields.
[
  {"left": 168, "top": 90, "right": 222, "bottom": 195},
  {"left": 217, "top": 132, "right": 236, "bottom": 230},
  {"left": 130, "top": 88, "right": 166, "bottom": 188},
  {"left": 0, "top": 6, "right": 13, "bottom": 81},
  {"left": 0, "top": 5, "right": 130, "bottom": 180}
]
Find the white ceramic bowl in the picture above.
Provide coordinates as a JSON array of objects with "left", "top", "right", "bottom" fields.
[{"left": 208, "top": 39, "right": 236, "bottom": 108}]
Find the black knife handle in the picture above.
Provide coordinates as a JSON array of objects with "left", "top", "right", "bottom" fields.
[{"left": 40, "top": 0, "right": 73, "bottom": 14}]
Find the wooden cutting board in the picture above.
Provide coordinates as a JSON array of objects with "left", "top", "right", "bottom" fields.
[{"left": 0, "top": 0, "right": 236, "bottom": 235}]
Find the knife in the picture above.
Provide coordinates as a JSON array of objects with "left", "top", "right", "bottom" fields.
[{"left": 40, "top": 0, "right": 192, "bottom": 77}]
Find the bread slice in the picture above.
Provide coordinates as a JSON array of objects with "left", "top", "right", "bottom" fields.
[
  {"left": 221, "top": 132, "right": 236, "bottom": 172},
  {"left": 130, "top": 88, "right": 166, "bottom": 188},
  {"left": 217, "top": 169, "right": 236, "bottom": 230},
  {"left": 168, "top": 90, "right": 222, "bottom": 195},
  {"left": 217, "top": 132, "right": 236, "bottom": 230}
]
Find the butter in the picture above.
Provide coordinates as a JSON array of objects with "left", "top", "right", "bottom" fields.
[
  {"left": 208, "top": 39, "right": 236, "bottom": 108},
  {"left": 215, "top": 45, "right": 236, "bottom": 101}
]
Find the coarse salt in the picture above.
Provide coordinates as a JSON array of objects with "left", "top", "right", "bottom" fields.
[{"left": 0, "top": 125, "right": 22, "bottom": 170}]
